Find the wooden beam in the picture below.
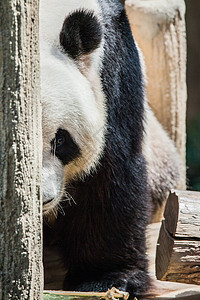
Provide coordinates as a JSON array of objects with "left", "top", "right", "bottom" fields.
[
  {"left": 0, "top": 0, "right": 43, "bottom": 299},
  {"left": 156, "top": 191, "right": 200, "bottom": 284}
]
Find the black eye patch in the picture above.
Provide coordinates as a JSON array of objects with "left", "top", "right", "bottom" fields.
[{"left": 51, "top": 128, "right": 81, "bottom": 165}]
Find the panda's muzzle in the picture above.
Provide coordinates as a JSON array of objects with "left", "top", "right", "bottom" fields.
[{"left": 42, "top": 153, "right": 65, "bottom": 213}]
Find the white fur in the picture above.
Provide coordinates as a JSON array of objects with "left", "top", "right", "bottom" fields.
[
  {"left": 40, "top": 0, "right": 106, "bottom": 212},
  {"left": 143, "top": 104, "right": 185, "bottom": 189}
]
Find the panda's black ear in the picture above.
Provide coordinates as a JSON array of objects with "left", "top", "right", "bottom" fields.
[{"left": 60, "top": 10, "right": 102, "bottom": 60}]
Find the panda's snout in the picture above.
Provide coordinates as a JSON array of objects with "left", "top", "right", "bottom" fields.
[{"left": 42, "top": 155, "right": 65, "bottom": 212}]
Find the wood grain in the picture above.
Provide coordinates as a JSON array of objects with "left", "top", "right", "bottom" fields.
[{"left": 0, "top": 1, "right": 43, "bottom": 299}]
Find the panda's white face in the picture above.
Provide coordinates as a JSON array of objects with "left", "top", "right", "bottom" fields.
[{"left": 40, "top": 0, "right": 106, "bottom": 214}]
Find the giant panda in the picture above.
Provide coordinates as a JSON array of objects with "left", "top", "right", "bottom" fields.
[{"left": 40, "top": 0, "right": 184, "bottom": 297}]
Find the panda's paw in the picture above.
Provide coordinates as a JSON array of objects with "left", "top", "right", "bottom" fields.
[
  {"left": 126, "top": 270, "right": 151, "bottom": 298},
  {"left": 63, "top": 270, "right": 150, "bottom": 298},
  {"left": 63, "top": 275, "right": 127, "bottom": 293}
]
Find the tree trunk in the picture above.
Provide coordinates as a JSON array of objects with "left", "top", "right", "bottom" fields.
[
  {"left": 125, "top": 0, "right": 187, "bottom": 180},
  {"left": 0, "top": 1, "right": 43, "bottom": 299},
  {"left": 156, "top": 190, "right": 200, "bottom": 284}
]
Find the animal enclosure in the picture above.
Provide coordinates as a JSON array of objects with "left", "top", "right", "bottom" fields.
[{"left": 0, "top": 0, "right": 200, "bottom": 299}]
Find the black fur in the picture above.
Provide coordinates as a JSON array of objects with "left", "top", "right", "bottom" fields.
[
  {"left": 44, "top": 0, "right": 151, "bottom": 298},
  {"left": 51, "top": 128, "right": 81, "bottom": 165},
  {"left": 60, "top": 10, "right": 102, "bottom": 59}
]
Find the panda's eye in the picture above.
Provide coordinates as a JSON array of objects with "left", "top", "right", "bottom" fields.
[
  {"left": 51, "top": 128, "right": 81, "bottom": 165},
  {"left": 56, "top": 137, "right": 65, "bottom": 147}
]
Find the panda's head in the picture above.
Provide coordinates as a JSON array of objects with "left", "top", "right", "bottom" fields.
[{"left": 40, "top": 2, "right": 106, "bottom": 214}]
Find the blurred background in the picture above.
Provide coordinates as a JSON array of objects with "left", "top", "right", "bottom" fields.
[{"left": 186, "top": 0, "right": 200, "bottom": 191}]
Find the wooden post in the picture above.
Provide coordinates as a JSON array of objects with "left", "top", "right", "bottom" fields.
[
  {"left": 156, "top": 190, "right": 200, "bottom": 284},
  {"left": 0, "top": 1, "right": 43, "bottom": 299},
  {"left": 125, "top": 0, "right": 187, "bottom": 181}
]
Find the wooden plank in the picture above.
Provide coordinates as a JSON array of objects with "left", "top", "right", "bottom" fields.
[{"left": 147, "top": 280, "right": 200, "bottom": 299}]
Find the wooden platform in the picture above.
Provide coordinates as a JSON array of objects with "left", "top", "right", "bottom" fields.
[{"left": 44, "top": 283, "right": 200, "bottom": 300}]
